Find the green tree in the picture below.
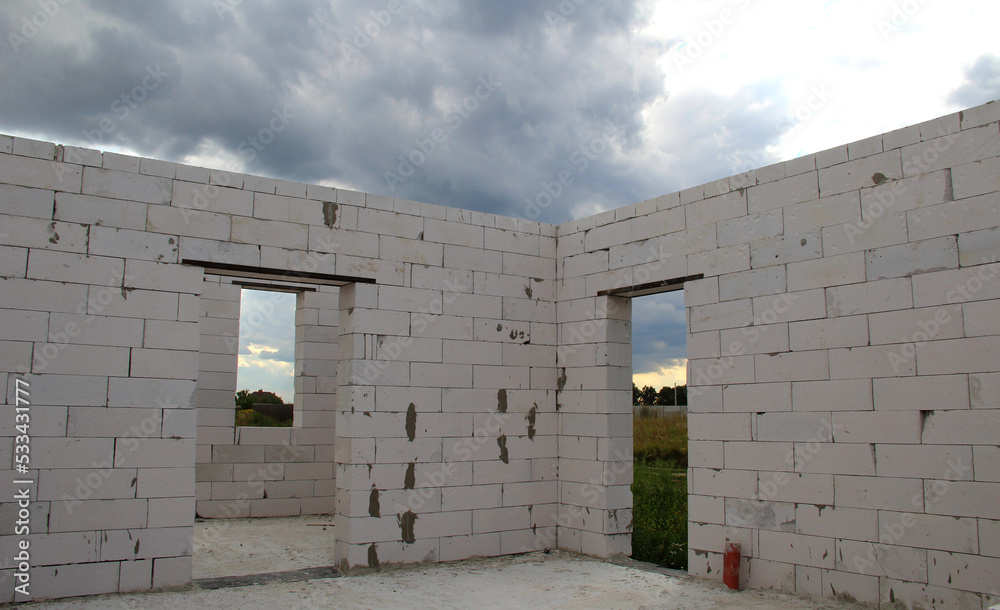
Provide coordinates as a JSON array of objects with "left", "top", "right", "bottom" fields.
[
  {"left": 653, "top": 385, "right": 688, "bottom": 406},
  {"left": 639, "top": 385, "right": 657, "bottom": 406},
  {"left": 235, "top": 389, "right": 252, "bottom": 410},
  {"left": 656, "top": 386, "right": 673, "bottom": 406},
  {"left": 676, "top": 384, "right": 687, "bottom": 406}
]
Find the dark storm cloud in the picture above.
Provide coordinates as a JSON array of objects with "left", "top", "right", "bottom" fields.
[
  {"left": 0, "top": 1, "right": 801, "bottom": 389},
  {"left": 0, "top": 0, "right": 681, "bottom": 222},
  {"left": 948, "top": 55, "right": 1000, "bottom": 109},
  {"left": 631, "top": 291, "right": 686, "bottom": 377},
  {"left": 0, "top": 0, "right": 799, "bottom": 225},
  {"left": 0, "top": 15, "right": 183, "bottom": 144}
]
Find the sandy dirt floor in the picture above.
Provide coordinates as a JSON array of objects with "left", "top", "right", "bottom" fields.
[
  {"left": 24, "top": 516, "right": 873, "bottom": 609},
  {"left": 192, "top": 515, "right": 337, "bottom": 579}
]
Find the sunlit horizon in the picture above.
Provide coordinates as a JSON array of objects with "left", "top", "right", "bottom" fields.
[{"left": 633, "top": 359, "right": 687, "bottom": 391}]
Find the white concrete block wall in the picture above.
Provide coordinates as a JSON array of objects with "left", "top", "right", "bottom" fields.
[
  {"left": 1, "top": 100, "right": 999, "bottom": 603},
  {"left": 0, "top": 142, "right": 203, "bottom": 600},
  {"left": 554, "top": 293, "right": 634, "bottom": 558},
  {"left": 554, "top": 100, "right": 1000, "bottom": 607},
  {"left": 333, "top": 223, "right": 560, "bottom": 567},
  {"left": 0, "top": 136, "right": 563, "bottom": 598}
]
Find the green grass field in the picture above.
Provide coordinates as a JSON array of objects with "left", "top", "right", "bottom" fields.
[
  {"left": 631, "top": 412, "right": 688, "bottom": 570},
  {"left": 633, "top": 409, "right": 687, "bottom": 466}
]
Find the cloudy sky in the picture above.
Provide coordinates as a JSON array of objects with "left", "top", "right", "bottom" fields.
[
  {"left": 238, "top": 289, "right": 297, "bottom": 402},
  {"left": 2, "top": 0, "right": 998, "bottom": 397}
]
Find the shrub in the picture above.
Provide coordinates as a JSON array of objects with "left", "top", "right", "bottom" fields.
[{"left": 235, "top": 409, "right": 292, "bottom": 427}]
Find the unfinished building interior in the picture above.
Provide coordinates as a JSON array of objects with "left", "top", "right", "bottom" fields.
[{"left": 1, "top": 100, "right": 999, "bottom": 607}]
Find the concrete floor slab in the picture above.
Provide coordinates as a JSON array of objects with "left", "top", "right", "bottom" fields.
[
  {"left": 26, "top": 517, "right": 870, "bottom": 609},
  {"left": 193, "top": 515, "right": 336, "bottom": 579}
]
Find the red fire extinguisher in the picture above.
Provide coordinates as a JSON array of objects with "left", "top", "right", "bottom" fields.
[{"left": 723, "top": 541, "right": 741, "bottom": 590}]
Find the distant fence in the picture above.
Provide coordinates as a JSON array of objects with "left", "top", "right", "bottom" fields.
[{"left": 633, "top": 405, "right": 687, "bottom": 417}]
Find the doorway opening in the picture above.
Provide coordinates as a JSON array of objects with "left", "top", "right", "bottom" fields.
[{"left": 629, "top": 288, "right": 689, "bottom": 571}]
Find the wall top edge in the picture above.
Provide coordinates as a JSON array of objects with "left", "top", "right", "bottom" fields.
[
  {"left": 0, "top": 132, "right": 558, "bottom": 237},
  {"left": 3, "top": 99, "right": 998, "bottom": 241},
  {"left": 555, "top": 98, "right": 1000, "bottom": 237}
]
